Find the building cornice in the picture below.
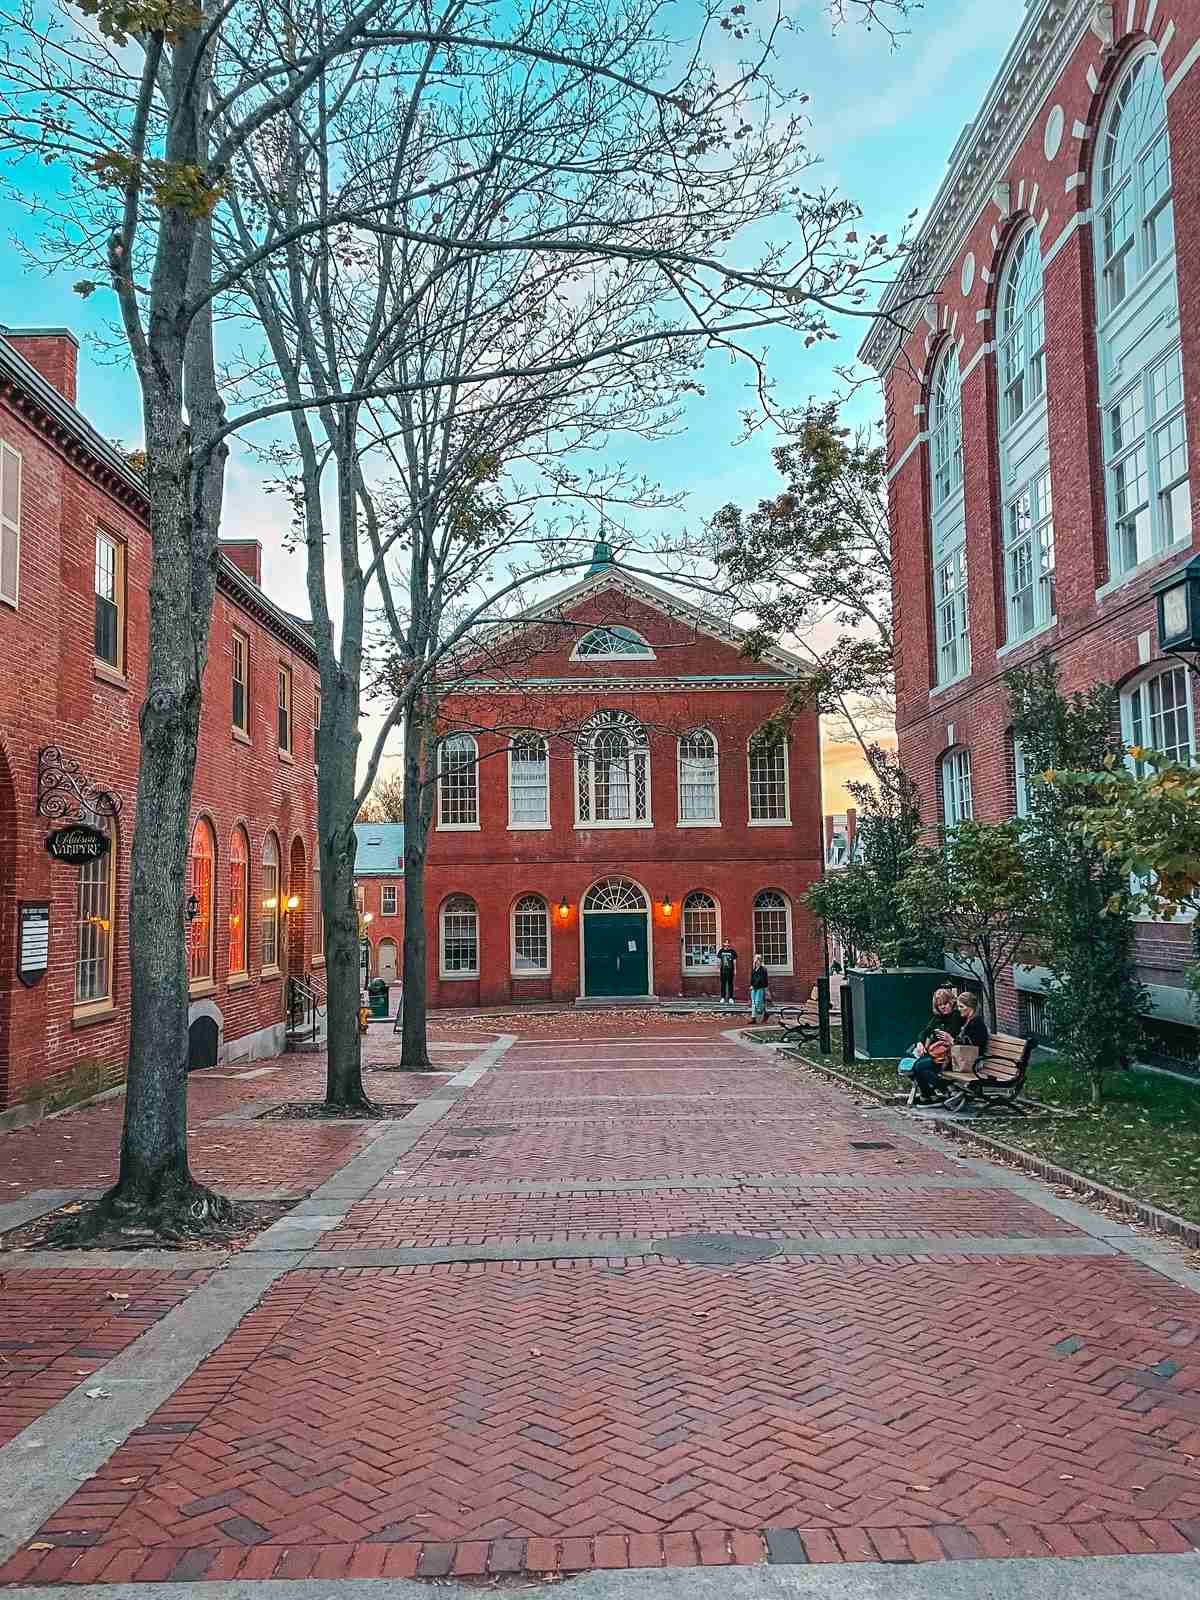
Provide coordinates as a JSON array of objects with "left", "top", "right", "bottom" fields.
[
  {"left": 859, "top": 0, "right": 1095, "bottom": 375},
  {"left": 216, "top": 556, "right": 319, "bottom": 667},
  {"left": 453, "top": 675, "right": 796, "bottom": 694}
]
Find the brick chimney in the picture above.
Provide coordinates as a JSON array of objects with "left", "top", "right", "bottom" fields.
[
  {"left": 220, "top": 539, "right": 263, "bottom": 586},
  {"left": 3, "top": 327, "right": 79, "bottom": 405}
]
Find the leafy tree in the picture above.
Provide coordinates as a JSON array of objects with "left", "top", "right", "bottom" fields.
[{"left": 1007, "top": 663, "right": 1146, "bottom": 1104}]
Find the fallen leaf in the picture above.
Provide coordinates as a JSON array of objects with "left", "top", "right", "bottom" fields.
[
  {"left": 107, "top": 1293, "right": 130, "bottom": 1301},
  {"left": 119, "top": 1478, "right": 140, "bottom": 1485},
  {"left": 530, "top": 1347, "right": 542, "bottom": 1357},
  {"left": 85, "top": 1388, "right": 111, "bottom": 1398},
  {"left": 29, "top": 1543, "right": 53, "bottom": 1551}
]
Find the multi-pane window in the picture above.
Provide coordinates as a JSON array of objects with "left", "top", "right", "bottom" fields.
[
  {"left": 678, "top": 730, "right": 718, "bottom": 823},
  {"left": 261, "top": 832, "right": 281, "bottom": 969},
  {"left": 1126, "top": 667, "right": 1194, "bottom": 769},
  {"left": 1000, "top": 228, "right": 1046, "bottom": 429},
  {"left": 930, "top": 343, "right": 963, "bottom": 508},
  {"left": 576, "top": 712, "right": 650, "bottom": 825},
  {"left": 0, "top": 440, "right": 21, "bottom": 607},
  {"left": 277, "top": 665, "right": 293, "bottom": 753},
  {"left": 1005, "top": 471, "right": 1056, "bottom": 639},
  {"left": 512, "top": 894, "right": 550, "bottom": 973},
  {"left": 75, "top": 813, "right": 114, "bottom": 1008},
  {"left": 439, "top": 734, "right": 479, "bottom": 827},
  {"left": 1099, "top": 51, "right": 1173, "bottom": 316},
  {"left": 94, "top": 531, "right": 123, "bottom": 669},
  {"left": 187, "top": 818, "right": 215, "bottom": 985},
  {"left": 941, "top": 748, "right": 974, "bottom": 829},
  {"left": 232, "top": 631, "right": 249, "bottom": 734},
  {"left": 682, "top": 891, "right": 719, "bottom": 971},
  {"left": 935, "top": 547, "right": 970, "bottom": 683},
  {"left": 441, "top": 893, "right": 479, "bottom": 976},
  {"left": 509, "top": 734, "right": 549, "bottom": 826},
  {"left": 229, "top": 826, "right": 248, "bottom": 976},
  {"left": 1108, "top": 346, "right": 1189, "bottom": 571},
  {"left": 1013, "top": 737, "right": 1031, "bottom": 819},
  {"left": 382, "top": 884, "right": 397, "bottom": 917},
  {"left": 753, "top": 890, "right": 791, "bottom": 972},
  {"left": 573, "top": 625, "right": 654, "bottom": 658},
  {"left": 748, "top": 732, "right": 789, "bottom": 823},
  {"left": 312, "top": 866, "right": 324, "bottom": 958}
]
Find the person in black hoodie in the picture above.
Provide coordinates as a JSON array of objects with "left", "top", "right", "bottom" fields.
[{"left": 910, "top": 987, "right": 963, "bottom": 1104}]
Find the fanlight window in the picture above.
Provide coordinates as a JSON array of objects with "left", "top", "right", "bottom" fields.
[
  {"left": 573, "top": 625, "right": 654, "bottom": 659},
  {"left": 999, "top": 227, "right": 1045, "bottom": 429},
  {"left": 583, "top": 877, "right": 647, "bottom": 912},
  {"left": 1099, "top": 51, "right": 1172, "bottom": 314},
  {"left": 678, "top": 729, "right": 718, "bottom": 822},
  {"left": 576, "top": 711, "right": 650, "bottom": 824},
  {"left": 930, "top": 343, "right": 963, "bottom": 508},
  {"left": 512, "top": 894, "right": 550, "bottom": 973},
  {"left": 682, "top": 891, "right": 719, "bottom": 971}
]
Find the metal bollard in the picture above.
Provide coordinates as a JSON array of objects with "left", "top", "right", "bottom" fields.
[
  {"left": 841, "top": 981, "right": 856, "bottom": 1064},
  {"left": 816, "top": 976, "right": 832, "bottom": 1056}
]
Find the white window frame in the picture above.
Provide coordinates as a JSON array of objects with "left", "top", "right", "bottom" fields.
[
  {"left": 511, "top": 894, "right": 551, "bottom": 976},
  {"left": 941, "top": 748, "right": 974, "bottom": 830},
  {"left": 570, "top": 624, "right": 656, "bottom": 660},
  {"left": 929, "top": 343, "right": 963, "bottom": 510},
  {"left": 1121, "top": 664, "right": 1195, "bottom": 769},
  {"left": 998, "top": 225, "right": 1046, "bottom": 431},
  {"left": 747, "top": 732, "right": 791, "bottom": 826},
  {"left": 261, "top": 833, "right": 281, "bottom": 972},
  {"left": 574, "top": 712, "right": 652, "bottom": 829},
  {"left": 934, "top": 546, "right": 971, "bottom": 686},
  {"left": 74, "top": 811, "right": 116, "bottom": 1012},
  {"left": 440, "top": 893, "right": 480, "bottom": 979},
  {"left": 1004, "top": 468, "right": 1056, "bottom": 641},
  {"left": 681, "top": 891, "right": 720, "bottom": 974},
  {"left": 1097, "top": 47, "right": 1174, "bottom": 319},
  {"left": 1013, "top": 737, "right": 1031, "bottom": 820},
  {"left": 752, "top": 889, "right": 793, "bottom": 975},
  {"left": 1105, "top": 345, "right": 1189, "bottom": 575},
  {"left": 381, "top": 884, "right": 398, "bottom": 917},
  {"left": 0, "top": 439, "right": 21, "bottom": 608},
  {"left": 677, "top": 729, "right": 720, "bottom": 826},
  {"left": 507, "top": 734, "right": 550, "bottom": 830},
  {"left": 438, "top": 734, "right": 480, "bottom": 830}
]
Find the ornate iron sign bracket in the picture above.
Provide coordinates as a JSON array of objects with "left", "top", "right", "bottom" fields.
[{"left": 37, "top": 746, "right": 122, "bottom": 824}]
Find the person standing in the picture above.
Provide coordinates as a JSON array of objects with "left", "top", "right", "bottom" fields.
[
  {"left": 749, "top": 955, "right": 770, "bottom": 1024},
  {"left": 716, "top": 939, "right": 738, "bottom": 1004}
]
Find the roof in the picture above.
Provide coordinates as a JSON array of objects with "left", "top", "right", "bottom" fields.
[{"left": 354, "top": 823, "right": 405, "bottom": 876}]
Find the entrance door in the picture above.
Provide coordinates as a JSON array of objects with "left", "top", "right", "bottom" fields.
[
  {"left": 378, "top": 939, "right": 398, "bottom": 982},
  {"left": 584, "top": 911, "right": 649, "bottom": 996}
]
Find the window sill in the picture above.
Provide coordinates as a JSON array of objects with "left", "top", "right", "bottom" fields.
[
  {"left": 278, "top": 747, "right": 294, "bottom": 765},
  {"left": 311, "top": 956, "right": 326, "bottom": 968},
  {"left": 72, "top": 1001, "right": 118, "bottom": 1029},
  {"left": 93, "top": 659, "right": 128, "bottom": 690},
  {"left": 1096, "top": 540, "right": 1191, "bottom": 603},
  {"left": 573, "top": 820, "right": 653, "bottom": 830},
  {"left": 676, "top": 818, "right": 721, "bottom": 828},
  {"left": 507, "top": 823, "right": 551, "bottom": 831},
  {"left": 440, "top": 971, "right": 480, "bottom": 981},
  {"left": 748, "top": 818, "right": 792, "bottom": 828},
  {"left": 226, "top": 973, "right": 252, "bottom": 990},
  {"left": 764, "top": 966, "right": 794, "bottom": 977},
  {"left": 929, "top": 669, "right": 972, "bottom": 700},
  {"left": 232, "top": 726, "right": 251, "bottom": 746},
  {"left": 438, "top": 822, "right": 481, "bottom": 832},
  {"left": 996, "top": 618, "right": 1058, "bottom": 659},
  {"left": 260, "top": 966, "right": 283, "bottom": 983},
  {"left": 188, "top": 980, "right": 217, "bottom": 999},
  {"left": 511, "top": 969, "right": 551, "bottom": 979}
]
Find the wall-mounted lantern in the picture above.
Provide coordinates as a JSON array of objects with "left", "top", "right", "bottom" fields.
[
  {"left": 558, "top": 896, "right": 570, "bottom": 919},
  {"left": 1155, "top": 553, "right": 1200, "bottom": 677},
  {"left": 185, "top": 893, "right": 200, "bottom": 922}
]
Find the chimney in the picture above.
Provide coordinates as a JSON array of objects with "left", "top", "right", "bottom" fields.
[
  {"left": 220, "top": 539, "right": 263, "bottom": 586},
  {"left": 3, "top": 327, "right": 79, "bottom": 405}
]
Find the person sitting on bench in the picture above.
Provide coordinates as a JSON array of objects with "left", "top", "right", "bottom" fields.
[{"left": 907, "top": 987, "right": 961, "bottom": 1104}]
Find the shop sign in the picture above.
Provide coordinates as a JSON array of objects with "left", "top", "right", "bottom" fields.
[
  {"left": 45, "top": 824, "right": 111, "bottom": 864},
  {"left": 18, "top": 902, "right": 50, "bottom": 988}
]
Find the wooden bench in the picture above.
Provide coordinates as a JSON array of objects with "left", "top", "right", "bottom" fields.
[{"left": 917, "top": 1032, "right": 1033, "bottom": 1115}]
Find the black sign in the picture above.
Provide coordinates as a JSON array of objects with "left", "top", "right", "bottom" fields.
[
  {"left": 18, "top": 902, "right": 50, "bottom": 987},
  {"left": 45, "top": 824, "right": 111, "bottom": 864}
]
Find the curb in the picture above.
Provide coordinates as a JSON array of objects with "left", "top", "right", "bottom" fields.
[{"left": 781, "top": 1048, "right": 1200, "bottom": 1253}]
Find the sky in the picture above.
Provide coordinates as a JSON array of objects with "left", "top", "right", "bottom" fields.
[{"left": 0, "top": 0, "right": 1020, "bottom": 806}]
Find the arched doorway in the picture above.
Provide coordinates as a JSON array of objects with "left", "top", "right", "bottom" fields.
[
  {"left": 377, "top": 938, "right": 398, "bottom": 983},
  {"left": 288, "top": 836, "right": 307, "bottom": 976},
  {"left": 581, "top": 877, "right": 650, "bottom": 997}
]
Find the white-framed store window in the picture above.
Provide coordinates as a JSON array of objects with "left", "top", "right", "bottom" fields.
[
  {"left": 682, "top": 891, "right": 720, "bottom": 973},
  {"left": 575, "top": 711, "right": 651, "bottom": 827},
  {"left": 508, "top": 734, "right": 550, "bottom": 828},
  {"left": 747, "top": 731, "right": 790, "bottom": 824},
  {"left": 753, "top": 889, "right": 793, "bottom": 974},
  {"left": 440, "top": 893, "right": 479, "bottom": 977},
  {"left": 511, "top": 894, "right": 550, "bottom": 975},
  {"left": 438, "top": 734, "right": 480, "bottom": 830},
  {"left": 941, "top": 748, "right": 973, "bottom": 830},
  {"left": 677, "top": 729, "right": 719, "bottom": 825}
]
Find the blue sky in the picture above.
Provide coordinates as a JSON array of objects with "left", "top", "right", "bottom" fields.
[{"left": 0, "top": 1, "right": 1017, "bottom": 645}]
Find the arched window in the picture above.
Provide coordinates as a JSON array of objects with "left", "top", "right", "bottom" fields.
[
  {"left": 572, "top": 624, "right": 655, "bottom": 659},
  {"left": 748, "top": 730, "right": 789, "bottom": 824},
  {"left": 229, "top": 825, "right": 249, "bottom": 977},
  {"left": 753, "top": 890, "right": 792, "bottom": 973},
  {"left": 682, "top": 891, "right": 719, "bottom": 972},
  {"left": 509, "top": 734, "right": 549, "bottom": 827},
  {"left": 438, "top": 735, "right": 479, "bottom": 828},
  {"left": 678, "top": 729, "right": 718, "bottom": 823},
  {"left": 999, "top": 226, "right": 1046, "bottom": 429},
  {"left": 261, "top": 831, "right": 281, "bottom": 970},
  {"left": 941, "top": 749, "right": 974, "bottom": 830},
  {"left": 1122, "top": 665, "right": 1194, "bottom": 770},
  {"left": 930, "top": 342, "right": 963, "bottom": 509},
  {"left": 75, "top": 812, "right": 116, "bottom": 1010},
  {"left": 583, "top": 877, "right": 647, "bottom": 912},
  {"left": 511, "top": 894, "right": 550, "bottom": 974},
  {"left": 440, "top": 893, "right": 479, "bottom": 977},
  {"left": 576, "top": 711, "right": 650, "bottom": 825},
  {"left": 187, "top": 818, "right": 215, "bottom": 985},
  {"left": 1095, "top": 48, "right": 1187, "bottom": 576}
]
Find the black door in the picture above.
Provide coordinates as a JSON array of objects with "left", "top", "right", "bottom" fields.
[{"left": 187, "top": 1015, "right": 219, "bottom": 1072}]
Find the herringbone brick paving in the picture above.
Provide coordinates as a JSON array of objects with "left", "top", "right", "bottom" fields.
[{"left": 3, "top": 1024, "right": 1200, "bottom": 1586}]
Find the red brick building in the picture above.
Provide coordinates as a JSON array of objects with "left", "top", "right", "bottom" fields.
[
  {"left": 0, "top": 327, "right": 322, "bottom": 1116},
  {"left": 356, "top": 563, "right": 823, "bottom": 1008},
  {"left": 862, "top": 0, "right": 1200, "bottom": 1043}
]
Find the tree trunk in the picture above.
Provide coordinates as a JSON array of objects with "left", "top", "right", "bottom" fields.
[
  {"left": 400, "top": 696, "right": 434, "bottom": 1069},
  {"left": 319, "top": 679, "right": 374, "bottom": 1107}
]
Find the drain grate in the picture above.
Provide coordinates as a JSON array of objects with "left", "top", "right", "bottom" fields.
[
  {"left": 850, "top": 1141, "right": 894, "bottom": 1151},
  {"left": 454, "top": 1126, "right": 517, "bottom": 1138},
  {"left": 652, "top": 1232, "right": 782, "bottom": 1266},
  {"left": 437, "top": 1148, "right": 482, "bottom": 1159}
]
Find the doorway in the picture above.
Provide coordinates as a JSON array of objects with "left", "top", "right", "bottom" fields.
[
  {"left": 378, "top": 938, "right": 398, "bottom": 983},
  {"left": 582, "top": 877, "right": 650, "bottom": 997}
]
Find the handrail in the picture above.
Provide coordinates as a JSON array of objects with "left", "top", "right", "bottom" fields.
[{"left": 287, "top": 972, "right": 327, "bottom": 1045}]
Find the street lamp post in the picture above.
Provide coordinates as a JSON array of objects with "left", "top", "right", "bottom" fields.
[{"left": 1153, "top": 553, "right": 1200, "bottom": 680}]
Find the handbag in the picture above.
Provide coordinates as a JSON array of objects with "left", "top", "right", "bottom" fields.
[{"left": 926, "top": 1036, "right": 951, "bottom": 1067}]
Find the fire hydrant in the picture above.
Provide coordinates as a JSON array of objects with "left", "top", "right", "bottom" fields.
[{"left": 358, "top": 1005, "right": 369, "bottom": 1035}]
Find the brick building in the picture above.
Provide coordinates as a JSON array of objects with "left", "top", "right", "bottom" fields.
[
  {"left": 0, "top": 327, "right": 322, "bottom": 1116},
  {"left": 861, "top": 0, "right": 1200, "bottom": 1043},
  {"left": 355, "top": 560, "right": 823, "bottom": 1008}
]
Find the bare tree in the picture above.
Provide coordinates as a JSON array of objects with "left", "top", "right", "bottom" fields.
[{"left": 358, "top": 771, "right": 405, "bottom": 824}]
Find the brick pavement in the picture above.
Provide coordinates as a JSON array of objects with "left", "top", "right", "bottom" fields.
[{"left": 2, "top": 1023, "right": 1200, "bottom": 1587}]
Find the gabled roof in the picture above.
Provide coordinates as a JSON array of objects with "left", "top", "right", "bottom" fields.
[{"left": 354, "top": 823, "right": 405, "bottom": 876}]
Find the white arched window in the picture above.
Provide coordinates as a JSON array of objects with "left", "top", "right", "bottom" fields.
[
  {"left": 440, "top": 893, "right": 479, "bottom": 977},
  {"left": 999, "top": 227, "right": 1046, "bottom": 429},
  {"left": 511, "top": 894, "right": 550, "bottom": 974},
  {"left": 1122, "top": 665, "right": 1194, "bottom": 770},
  {"left": 930, "top": 342, "right": 963, "bottom": 509},
  {"left": 753, "top": 890, "right": 792, "bottom": 973},
  {"left": 1095, "top": 48, "right": 1188, "bottom": 577},
  {"left": 682, "top": 891, "right": 719, "bottom": 972},
  {"left": 438, "top": 734, "right": 479, "bottom": 829},
  {"left": 941, "top": 749, "right": 974, "bottom": 830},
  {"left": 583, "top": 877, "right": 647, "bottom": 912},
  {"left": 929, "top": 340, "right": 970, "bottom": 685},
  {"left": 508, "top": 734, "right": 549, "bottom": 828},
  {"left": 677, "top": 729, "right": 718, "bottom": 824},
  {"left": 572, "top": 624, "right": 655, "bottom": 659},
  {"left": 748, "top": 730, "right": 789, "bottom": 824},
  {"left": 576, "top": 711, "right": 650, "bottom": 825}
]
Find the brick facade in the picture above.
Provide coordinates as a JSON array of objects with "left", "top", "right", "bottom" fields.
[
  {"left": 0, "top": 329, "right": 320, "bottom": 1113},
  {"left": 862, "top": 0, "right": 1200, "bottom": 1039}
]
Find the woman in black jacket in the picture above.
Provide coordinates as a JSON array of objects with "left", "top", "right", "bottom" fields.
[{"left": 910, "top": 987, "right": 962, "bottom": 1104}]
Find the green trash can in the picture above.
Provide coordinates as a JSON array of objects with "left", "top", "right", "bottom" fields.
[
  {"left": 368, "top": 978, "right": 390, "bottom": 1019},
  {"left": 848, "top": 967, "right": 954, "bottom": 1060}
]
